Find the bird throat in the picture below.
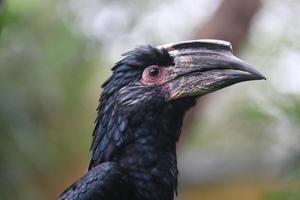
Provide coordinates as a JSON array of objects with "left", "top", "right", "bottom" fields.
[
  {"left": 131, "top": 102, "right": 196, "bottom": 200},
  {"left": 92, "top": 96, "right": 196, "bottom": 200}
]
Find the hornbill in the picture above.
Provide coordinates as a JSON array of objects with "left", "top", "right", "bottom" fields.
[{"left": 58, "top": 40, "right": 265, "bottom": 200}]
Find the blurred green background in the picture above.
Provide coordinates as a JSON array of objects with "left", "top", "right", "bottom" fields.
[{"left": 0, "top": 0, "right": 299, "bottom": 199}]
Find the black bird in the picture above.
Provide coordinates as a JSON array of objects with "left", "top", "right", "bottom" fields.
[{"left": 58, "top": 40, "right": 265, "bottom": 200}]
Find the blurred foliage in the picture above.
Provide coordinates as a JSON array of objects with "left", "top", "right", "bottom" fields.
[
  {"left": 0, "top": 0, "right": 102, "bottom": 199},
  {"left": 261, "top": 189, "right": 300, "bottom": 200},
  {"left": 280, "top": 96, "right": 300, "bottom": 123}
]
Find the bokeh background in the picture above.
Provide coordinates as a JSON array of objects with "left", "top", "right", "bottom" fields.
[{"left": 1, "top": 0, "right": 300, "bottom": 199}]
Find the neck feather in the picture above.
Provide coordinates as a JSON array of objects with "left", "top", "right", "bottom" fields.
[{"left": 90, "top": 96, "right": 196, "bottom": 200}]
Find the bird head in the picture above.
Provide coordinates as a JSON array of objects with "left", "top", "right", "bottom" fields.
[{"left": 101, "top": 40, "right": 265, "bottom": 113}]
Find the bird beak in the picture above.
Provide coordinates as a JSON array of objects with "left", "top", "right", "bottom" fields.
[{"left": 158, "top": 40, "right": 266, "bottom": 100}]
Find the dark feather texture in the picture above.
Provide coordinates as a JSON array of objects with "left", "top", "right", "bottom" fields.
[{"left": 58, "top": 162, "right": 130, "bottom": 200}]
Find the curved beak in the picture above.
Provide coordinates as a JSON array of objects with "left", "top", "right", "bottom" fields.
[{"left": 158, "top": 40, "right": 266, "bottom": 100}]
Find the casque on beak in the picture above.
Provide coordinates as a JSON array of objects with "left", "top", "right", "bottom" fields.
[{"left": 158, "top": 39, "right": 266, "bottom": 100}]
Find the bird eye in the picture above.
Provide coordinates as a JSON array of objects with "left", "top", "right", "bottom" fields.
[{"left": 148, "top": 66, "right": 160, "bottom": 78}]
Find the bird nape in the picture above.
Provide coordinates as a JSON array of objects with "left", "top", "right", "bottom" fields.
[{"left": 57, "top": 40, "right": 265, "bottom": 200}]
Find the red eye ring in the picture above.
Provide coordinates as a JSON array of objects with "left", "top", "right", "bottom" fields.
[{"left": 142, "top": 65, "right": 164, "bottom": 85}]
